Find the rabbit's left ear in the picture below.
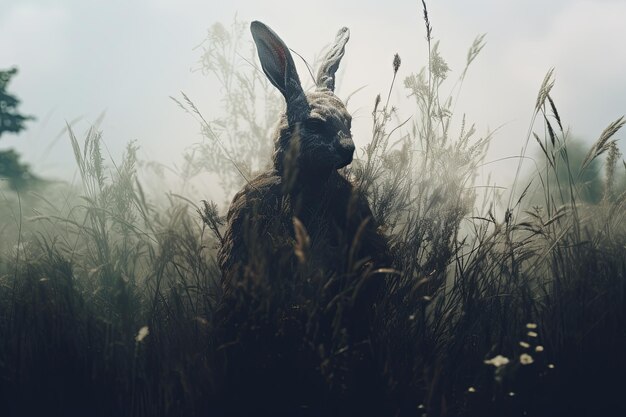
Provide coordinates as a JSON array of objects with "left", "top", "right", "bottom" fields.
[
  {"left": 316, "top": 27, "right": 350, "bottom": 92},
  {"left": 251, "top": 21, "right": 306, "bottom": 113}
]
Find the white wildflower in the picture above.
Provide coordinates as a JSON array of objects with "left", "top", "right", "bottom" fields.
[
  {"left": 135, "top": 326, "right": 150, "bottom": 343},
  {"left": 520, "top": 353, "right": 534, "bottom": 365},
  {"left": 484, "top": 355, "right": 510, "bottom": 367}
]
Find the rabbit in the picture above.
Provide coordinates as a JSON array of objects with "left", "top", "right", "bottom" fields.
[
  {"left": 213, "top": 21, "right": 392, "bottom": 415},
  {"left": 218, "top": 20, "right": 390, "bottom": 296}
]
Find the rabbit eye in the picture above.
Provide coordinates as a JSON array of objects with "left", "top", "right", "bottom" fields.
[{"left": 303, "top": 118, "right": 328, "bottom": 133}]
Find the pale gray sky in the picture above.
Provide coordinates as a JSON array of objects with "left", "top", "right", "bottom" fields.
[{"left": 1, "top": 0, "right": 625, "bottom": 192}]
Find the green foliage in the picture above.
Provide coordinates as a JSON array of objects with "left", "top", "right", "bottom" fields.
[
  {"left": 0, "top": 67, "right": 37, "bottom": 190},
  {"left": 0, "top": 148, "right": 37, "bottom": 190},
  {"left": 530, "top": 130, "right": 624, "bottom": 205},
  {"left": 0, "top": 68, "right": 34, "bottom": 137}
]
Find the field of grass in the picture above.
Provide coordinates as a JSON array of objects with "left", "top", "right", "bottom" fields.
[{"left": 1, "top": 5, "right": 625, "bottom": 417}]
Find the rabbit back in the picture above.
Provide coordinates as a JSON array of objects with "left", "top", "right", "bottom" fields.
[{"left": 218, "top": 170, "right": 390, "bottom": 293}]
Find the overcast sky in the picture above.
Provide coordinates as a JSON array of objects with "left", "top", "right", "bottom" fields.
[{"left": 1, "top": 0, "right": 625, "bottom": 193}]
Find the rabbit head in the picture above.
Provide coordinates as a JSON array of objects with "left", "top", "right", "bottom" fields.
[{"left": 250, "top": 21, "right": 355, "bottom": 179}]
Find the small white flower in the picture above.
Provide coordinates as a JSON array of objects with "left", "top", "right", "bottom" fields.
[
  {"left": 468, "top": 387, "right": 476, "bottom": 393},
  {"left": 535, "top": 345, "right": 544, "bottom": 352},
  {"left": 484, "top": 355, "right": 510, "bottom": 367},
  {"left": 548, "top": 363, "right": 555, "bottom": 369},
  {"left": 519, "top": 341, "right": 530, "bottom": 348},
  {"left": 135, "top": 326, "right": 150, "bottom": 343},
  {"left": 520, "top": 353, "right": 534, "bottom": 365},
  {"left": 526, "top": 323, "right": 538, "bottom": 329},
  {"left": 508, "top": 392, "right": 516, "bottom": 397},
  {"left": 527, "top": 331, "right": 538, "bottom": 338}
]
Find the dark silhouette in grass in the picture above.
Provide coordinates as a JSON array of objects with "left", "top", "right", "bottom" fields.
[{"left": 214, "top": 21, "right": 391, "bottom": 416}]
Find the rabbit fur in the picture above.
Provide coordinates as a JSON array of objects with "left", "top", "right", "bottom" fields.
[
  {"left": 218, "top": 21, "right": 390, "bottom": 296},
  {"left": 212, "top": 22, "right": 392, "bottom": 415}
]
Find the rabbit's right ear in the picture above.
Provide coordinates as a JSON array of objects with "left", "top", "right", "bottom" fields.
[
  {"left": 251, "top": 21, "right": 307, "bottom": 114},
  {"left": 316, "top": 27, "right": 350, "bottom": 92}
]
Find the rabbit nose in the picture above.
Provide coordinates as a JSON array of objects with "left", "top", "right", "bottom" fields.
[
  {"left": 338, "top": 138, "right": 355, "bottom": 166},
  {"left": 343, "top": 143, "right": 355, "bottom": 157}
]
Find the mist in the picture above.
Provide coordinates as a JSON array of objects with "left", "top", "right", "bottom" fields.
[{"left": 2, "top": 0, "right": 625, "bottom": 193}]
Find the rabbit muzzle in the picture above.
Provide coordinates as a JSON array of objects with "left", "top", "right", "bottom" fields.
[{"left": 336, "top": 135, "right": 355, "bottom": 168}]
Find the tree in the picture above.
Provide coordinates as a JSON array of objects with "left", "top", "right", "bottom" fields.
[{"left": 0, "top": 67, "right": 37, "bottom": 190}]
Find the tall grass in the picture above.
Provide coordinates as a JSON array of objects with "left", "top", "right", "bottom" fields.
[
  {"left": 0, "top": 127, "right": 220, "bottom": 416},
  {"left": 1, "top": 4, "right": 625, "bottom": 417}
]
